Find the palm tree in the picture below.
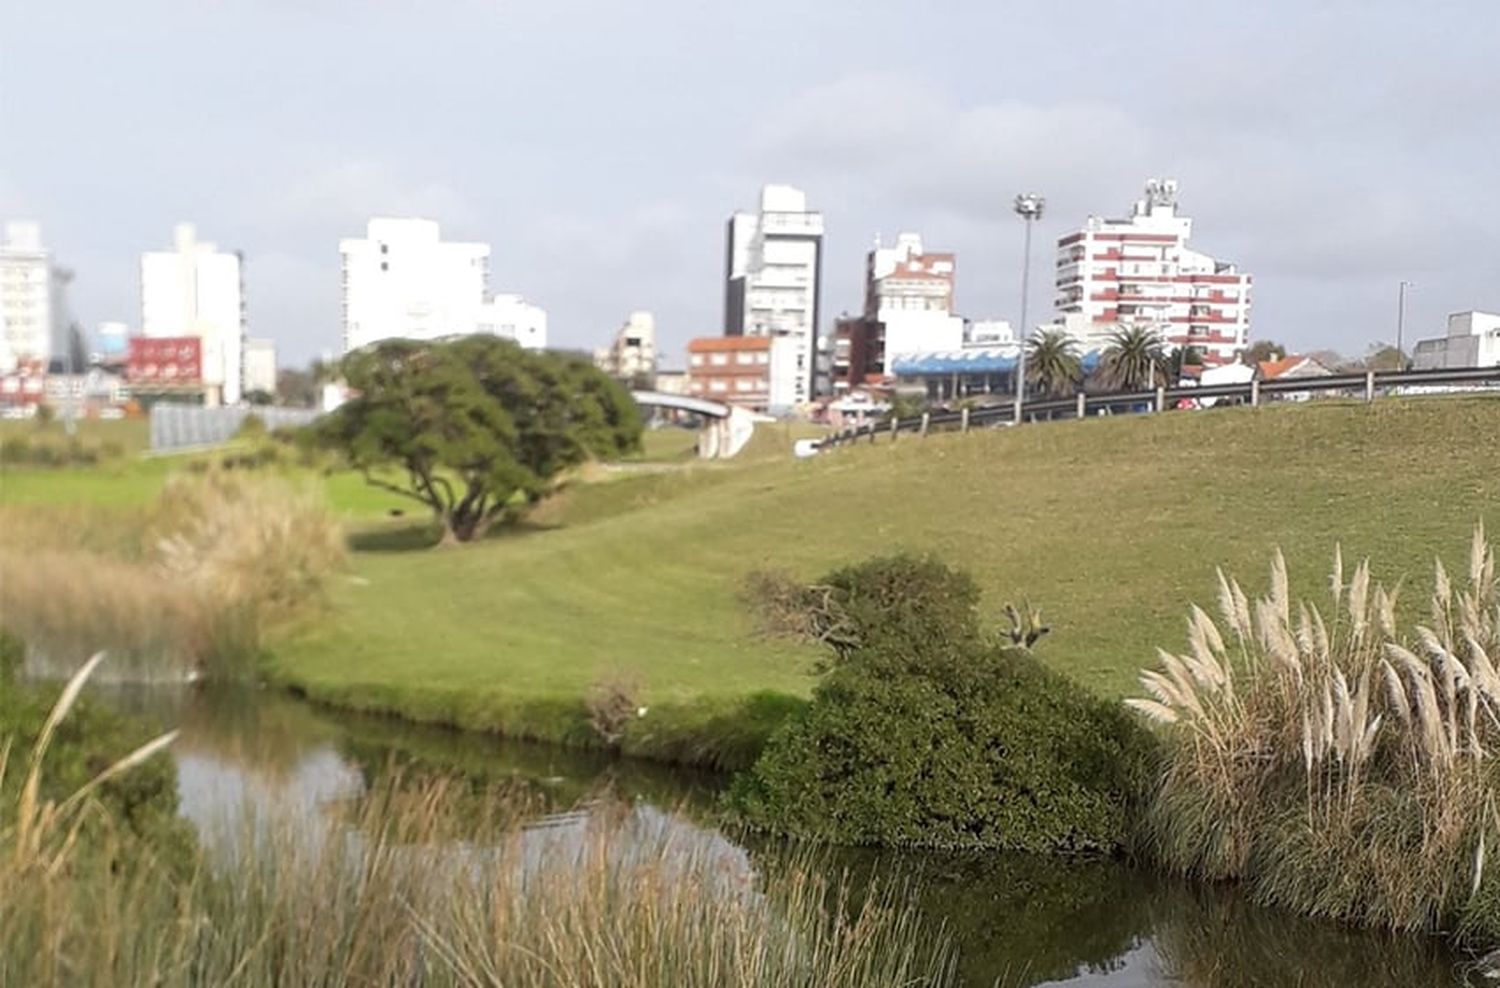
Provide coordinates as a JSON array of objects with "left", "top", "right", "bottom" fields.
[
  {"left": 1025, "top": 329, "right": 1083, "bottom": 397},
  {"left": 1099, "top": 325, "right": 1169, "bottom": 391}
]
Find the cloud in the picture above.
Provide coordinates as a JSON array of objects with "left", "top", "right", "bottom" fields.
[
  {"left": 738, "top": 71, "right": 1498, "bottom": 354},
  {"left": 238, "top": 158, "right": 469, "bottom": 239}
]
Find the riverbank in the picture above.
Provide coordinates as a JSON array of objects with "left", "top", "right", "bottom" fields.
[{"left": 265, "top": 398, "right": 1500, "bottom": 767}]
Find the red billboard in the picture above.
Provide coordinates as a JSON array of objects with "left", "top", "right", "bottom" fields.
[{"left": 127, "top": 337, "right": 202, "bottom": 386}]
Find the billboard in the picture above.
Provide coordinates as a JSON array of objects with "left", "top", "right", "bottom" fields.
[{"left": 127, "top": 336, "right": 202, "bottom": 386}]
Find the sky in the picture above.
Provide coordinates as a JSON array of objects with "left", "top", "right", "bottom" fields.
[{"left": 2, "top": 0, "right": 1498, "bottom": 367}]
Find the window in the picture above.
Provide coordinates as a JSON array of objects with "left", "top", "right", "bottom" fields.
[
  {"left": 380, "top": 244, "right": 388, "bottom": 254},
  {"left": 710, "top": 353, "right": 728, "bottom": 366},
  {"left": 737, "top": 352, "right": 755, "bottom": 365},
  {"left": 709, "top": 379, "right": 728, "bottom": 393},
  {"left": 690, "top": 354, "right": 704, "bottom": 367},
  {"left": 380, "top": 262, "right": 388, "bottom": 272},
  {"left": 756, "top": 352, "right": 769, "bottom": 364}
]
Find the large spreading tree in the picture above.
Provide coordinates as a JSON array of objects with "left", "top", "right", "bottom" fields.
[{"left": 320, "top": 337, "right": 642, "bottom": 544}]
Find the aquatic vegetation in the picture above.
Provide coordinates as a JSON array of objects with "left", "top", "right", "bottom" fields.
[
  {"left": 1133, "top": 526, "right": 1500, "bottom": 945},
  {"left": 0, "top": 471, "right": 344, "bottom": 680}
]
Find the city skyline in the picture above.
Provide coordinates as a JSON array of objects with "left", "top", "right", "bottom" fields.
[{"left": 2, "top": 1, "right": 1496, "bottom": 367}]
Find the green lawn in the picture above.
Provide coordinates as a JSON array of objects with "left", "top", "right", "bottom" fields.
[
  {"left": 266, "top": 397, "right": 1500, "bottom": 765},
  {"left": 6, "top": 400, "right": 1498, "bottom": 769}
]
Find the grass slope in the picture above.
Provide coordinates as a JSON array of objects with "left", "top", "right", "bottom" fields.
[{"left": 270, "top": 398, "right": 1500, "bottom": 766}]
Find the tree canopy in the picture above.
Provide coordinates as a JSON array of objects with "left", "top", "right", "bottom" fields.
[
  {"left": 319, "top": 337, "right": 642, "bottom": 543},
  {"left": 1026, "top": 329, "right": 1084, "bottom": 397},
  {"left": 1242, "top": 339, "right": 1287, "bottom": 364},
  {"left": 1098, "top": 326, "right": 1169, "bottom": 391}
]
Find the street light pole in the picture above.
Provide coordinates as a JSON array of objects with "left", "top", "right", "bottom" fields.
[
  {"left": 1013, "top": 193, "right": 1045, "bottom": 425},
  {"left": 1396, "top": 280, "right": 1411, "bottom": 370}
]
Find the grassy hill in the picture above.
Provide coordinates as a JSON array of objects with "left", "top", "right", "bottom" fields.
[{"left": 267, "top": 397, "right": 1500, "bottom": 764}]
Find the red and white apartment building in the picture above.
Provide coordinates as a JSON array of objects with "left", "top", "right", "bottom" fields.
[
  {"left": 1054, "top": 179, "right": 1252, "bottom": 366},
  {"left": 832, "top": 233, "right": 962, "bottom": 392}
]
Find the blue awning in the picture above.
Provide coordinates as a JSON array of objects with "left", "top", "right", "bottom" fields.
[{"left": 891, "top": 349, "right": 1102, "bottom": 376}]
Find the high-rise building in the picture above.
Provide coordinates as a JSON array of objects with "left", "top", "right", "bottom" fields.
[
  {"left": 595, "top": 311, "right": 657, "bottom": 386},
  {"left": 723, "top": 185, "right": 824, "bottom": 403},
  {"left": 243, "top": 337, "right": 278, "bottom": 396},
  {"left": 1054, "top": 179, "right": 1252, "bottom": 365},
  {"left": 1, "top": 222, "right": 74, "bottom": 373},
  {"left": 832, "top": 233, "right": 964, "bottom": 392},
  {"left": 341, "top": 218, "right": 545, "bottom": 353},
  {"left": 341, "top": 218, "right": 489, "bottom": 353},
  {"left": 141, "top": 223, "right": 245, "bottom": 404}
]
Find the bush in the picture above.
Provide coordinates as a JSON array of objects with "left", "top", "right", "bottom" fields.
[
  {"left": 730, "top": 555, "right": 1158, "bottom": 853},
  {"left": 584, "top": 670, "right": 641, "bottom": 746},
  {"left": 744, "top": 554, "right": 981, "bottom": 664}
]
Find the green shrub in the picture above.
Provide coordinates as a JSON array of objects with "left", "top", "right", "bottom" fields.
[{"left": 730, "top": 556, "right": 1158, "bottom": 853}]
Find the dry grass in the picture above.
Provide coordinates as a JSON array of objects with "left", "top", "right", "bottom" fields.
[
  {"left": 0, "top": 470, "right": 345, "bottom": 681},
  {"left": 0, "top": 679, "right": 957, "bottom": 987},
  {"left": 1132, "top": 525, "right": 1500, "bottom": 944}
]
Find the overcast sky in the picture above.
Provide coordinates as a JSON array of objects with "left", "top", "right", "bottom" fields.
[{"left": 3, "top": 0, "right": 1497, "bottom": 367}]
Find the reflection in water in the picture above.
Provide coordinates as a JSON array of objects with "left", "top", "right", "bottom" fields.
[{"left": 92, "top": 684, "right": 1481, "bottom": 988}]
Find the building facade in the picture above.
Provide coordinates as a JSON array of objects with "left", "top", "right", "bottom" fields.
[
  {"left": 1413, "top": 310, "right": 1500, "bottom": 370},
  {"left": 867, "top": 232, "right": 964, "bottom": 365},
  {"left": 686, "top": 335, "right": 797, "bottom": 413},
  {"left": 1, "top": 222, "right": 73, "bottom": 373},
  {"left": 1054, "top": 179, "right": 1252, "bottom": 366},
  {"left": 340, "top": 217, "right": 489, "bottom": 353},
  {"left": 477, "top": 293, "right": 548, "bottom": 350},
  {"left": 243, "top": 337, "right": 278, "bottom": 396},
  {"left": 724, "top": 185, "right": 823, "bottom": 403},
  {"left": 141, "top": 223, "right": 245, "bottom": 405},
  {"left": 342, "top": 218, "right": 546, "bottom": 353},
  {"left": 831, "top": 233, "right": 965, "bottom": 393},
  {"left": 594, "top": 310, "right": 657, "bottom": 386}
]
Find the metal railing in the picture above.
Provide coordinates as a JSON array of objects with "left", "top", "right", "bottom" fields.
[{"left": 817, "top": 366, "right": 1500, "bottom": 450}]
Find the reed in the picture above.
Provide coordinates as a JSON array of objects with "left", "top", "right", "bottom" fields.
[
  {"left": 1131, "top": 525, "right": 1500, "bottom": 944},
  {"left": 0, "top": 667, "right": 956, "bottom": 986},
  {"left": 0, "top": 470, "right": 344, "bottom": 680}
]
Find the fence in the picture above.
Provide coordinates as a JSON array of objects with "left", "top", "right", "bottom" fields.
[
  {"left": 818, "top": 366, "right": 1500, "bottom": 450},
  {"left": 149, "top": 403, "right": 322, "bottom": 452}
]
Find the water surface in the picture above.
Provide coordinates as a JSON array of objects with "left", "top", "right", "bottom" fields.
[{"left": 99, "top": 684, "right": 1486, "bottom": 988}]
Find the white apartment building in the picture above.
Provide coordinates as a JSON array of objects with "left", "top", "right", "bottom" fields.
[
  {"left": 1054, "top": 179, "right": 1252, "bottom": 366},
  {"left": 1413, "top": 310, "right": 1500, "bottom": 369},
  {"left": 141, "top": 223, "right": 245, "bottom": 405},
  {"left": 1, "top": 222, "right": 73, "bottom": 373},
  {"left": 595, "top": 310, "right": 657, "bottom": 384},
  {"left": 477, "top": 293, "right": 547, "bottom": 350},
  {"left": 341, "top": 218, "right": 546, "bottom": 353},
  {"left": 243, "top": 337, "right": 278, "bottom": 396},
  {"left": 341, "top": 218, "right": 489, "bottom": 353},
  {"left": 724, "top": 185, "right": 824, "bottom": 403}
]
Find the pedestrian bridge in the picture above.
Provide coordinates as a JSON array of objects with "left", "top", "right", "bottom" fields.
[{"left": 630, "top": 390, "right": 757, "bottom": 459}]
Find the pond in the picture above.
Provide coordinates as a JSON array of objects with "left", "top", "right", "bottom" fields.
[{"left": 97, "top": 683, "right": 1487, "bottom": 988}]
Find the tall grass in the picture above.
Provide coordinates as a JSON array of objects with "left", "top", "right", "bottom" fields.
[
  {"left": 0, "top": 470, "right": 344, "bottom": 681},
  {"left": 0, "top": 669, "right": 957, "bottom": 987},
  {"left": 1131, "top": 525, "right": 1500, "bottom": 945}
]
